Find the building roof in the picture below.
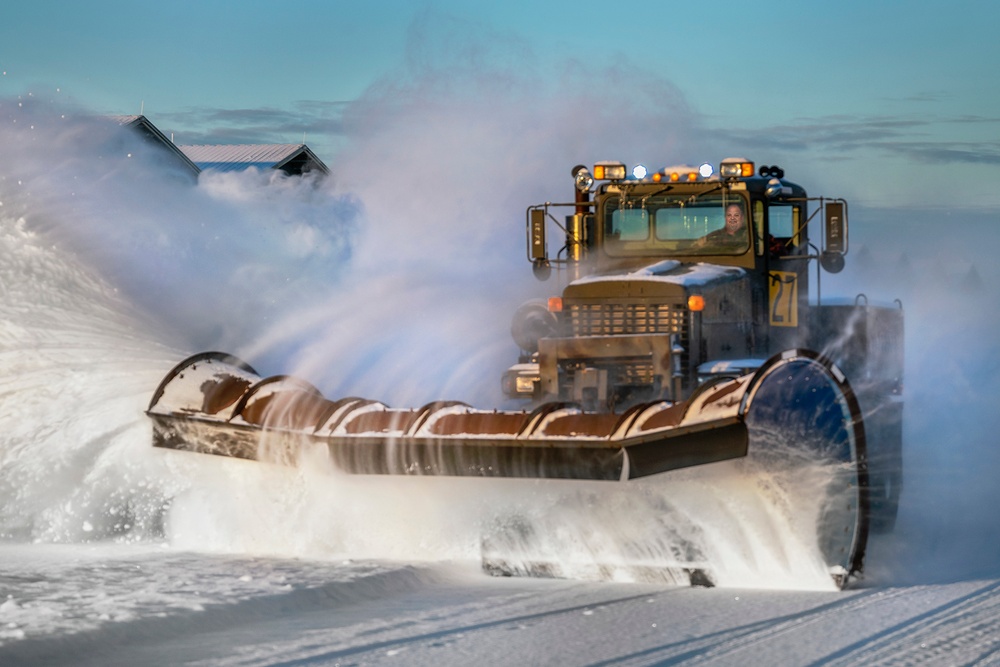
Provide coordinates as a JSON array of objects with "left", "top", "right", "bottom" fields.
[
  {"left": 111, "top": 115, "right": 201, "bottom": 180},
  {"left": 179, "top": 144, "right": 330, "bottom": 176}
]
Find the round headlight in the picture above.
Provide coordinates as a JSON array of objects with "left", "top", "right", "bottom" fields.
[{"left": 511, "top": 300, "right": 559, "bottom": 353}]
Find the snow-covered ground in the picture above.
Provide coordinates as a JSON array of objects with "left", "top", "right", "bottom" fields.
[
  {"left": 2, "top": 543, "right": 1000, "bottom": 666},
  {"left": 2, "top": 99, "right": 1000, "bottom": 665}
]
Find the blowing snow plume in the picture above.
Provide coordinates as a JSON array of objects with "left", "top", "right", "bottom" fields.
[
  {"left": 0, "top": 96, "right": 359, "bottom": 353},
  {"left": 0, "top": 60, "right": 699, "bottom": 535},
  {"left": 154, "top": 30, "right": 861, "bottom": 588},
  {"left": 5, "top": 21, "right": 997, "bottom": 591},
  {"left": 0, "top": 94, "right": 359, "bottom": 544},
  {"left": 821, "top": 207, "right": 1000, "bottom": 584},
  {"left": 244, "top": 20, "right": 705, "bottom": 407},
  {"left": 1, "top": 63, "right": 832, "bottom": 590}
]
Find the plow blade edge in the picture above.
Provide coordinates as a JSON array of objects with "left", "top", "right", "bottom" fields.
[{"left": 146, "top": 352, "right": 748, "bottom": 481}]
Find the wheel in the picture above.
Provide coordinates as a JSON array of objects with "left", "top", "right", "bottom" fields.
[{"left": 742, "top": 350, "right": 869, "bottom": 587}]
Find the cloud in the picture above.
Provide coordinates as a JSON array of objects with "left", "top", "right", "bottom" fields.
[
  {"left": 156, "top": 101, "right": 350, "bottom": 150},
  {"left": 877, "top": 140, "right": 1000, "bottom": 165},
  {"left": 712, "top": 113, "right": 1000, "bottom": 167}
]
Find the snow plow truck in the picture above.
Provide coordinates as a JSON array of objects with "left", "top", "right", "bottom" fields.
[{"left": 148, "top": 157, "right": 904, "bottom": 587}]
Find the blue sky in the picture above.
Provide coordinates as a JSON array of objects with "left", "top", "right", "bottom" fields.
[{"left": 3, "top": 0, "right": 999, "bottom": 209}]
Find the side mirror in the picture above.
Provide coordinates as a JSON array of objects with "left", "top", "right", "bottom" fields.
[
  {"left": 530, "top": 209, "right": 550, "bottom": 280},
  {"left": 821, "top": 201, "right": 847, "bottom": 273},
  {"left": 530, "top": 209, "right": 547, "bottom": 262},
  {"left": 825, "top": 201, "right": 846, "bottom": 253}
]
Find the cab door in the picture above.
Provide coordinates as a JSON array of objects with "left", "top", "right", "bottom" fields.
[{"left": 759, "top": 201, "right": 809, "bottom": 352}]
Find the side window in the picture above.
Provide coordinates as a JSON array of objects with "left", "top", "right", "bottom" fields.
[
  {"left": 770, "top": 206, "right": 794, "bottom": 237},
  {"left": 769, "top": 205, "right": 802, "bottom": 247}
]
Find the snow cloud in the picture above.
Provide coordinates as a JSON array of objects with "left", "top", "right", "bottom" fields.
[
  {"left": 1, "top": 16, "right": 999, "bottom": 588},
  {"left": 0, "top": 94, "right": 360, "bottom": 352}
]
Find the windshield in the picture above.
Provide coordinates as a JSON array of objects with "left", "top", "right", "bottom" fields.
[{"left": 603, "top": 192, "right": 750, "bottom": 256}]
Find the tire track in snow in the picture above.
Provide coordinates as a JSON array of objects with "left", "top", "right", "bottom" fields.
[
  {"left": 811, "top": 580, "right": 1000, "bottom": 666},
  {"left": 252, "top": 587, "right": 663, "bottom": 667},
  {"left": 588, "top": 587, "right": 913, "bottom": 666}
]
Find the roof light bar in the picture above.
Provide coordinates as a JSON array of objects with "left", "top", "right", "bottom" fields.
[
  {"left": 593, "top": 161, "right": 627, "bottom": 181},
  {"left": 719, "top": 158, "right": 755, "bottom": 179},
  {"left": 590, "top": 159, "right": 758, "bottom": 183}
]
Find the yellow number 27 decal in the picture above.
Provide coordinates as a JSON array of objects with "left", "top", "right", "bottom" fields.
[{"left": 769, "top": 271, "right": 798, "bottom": 327}]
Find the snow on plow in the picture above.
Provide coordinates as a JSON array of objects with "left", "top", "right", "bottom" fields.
[{"left": 147, "top": 348, "right": 869, "bottom": 585}]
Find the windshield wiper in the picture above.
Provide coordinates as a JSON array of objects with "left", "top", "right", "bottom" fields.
[{"left": 686, "top": 183, "right": 723, "bottom": 202}]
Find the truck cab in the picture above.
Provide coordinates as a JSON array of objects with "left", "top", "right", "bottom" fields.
[
  {"left": 504, "top": 158, "right": 879, "bottom": 411},
  {"left": 504, "top": 157, "right": 904, "bottom": 532}
]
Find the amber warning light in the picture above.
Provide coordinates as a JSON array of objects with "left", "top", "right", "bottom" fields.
[
  {"left": 592, "top": 161, "right": 627, "bottom": 181},
  {"left": 688, "top": 295, "right": 706, "bottom": 311},
  {"left": 719, "top": 158, "right": 755, "bottom": 179}
]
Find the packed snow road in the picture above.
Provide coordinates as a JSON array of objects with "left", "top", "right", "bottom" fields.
[{"left": 1, "top": 544, "right": 999, "bottom": 666}]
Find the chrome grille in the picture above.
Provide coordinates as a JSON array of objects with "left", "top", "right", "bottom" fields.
[
  {"left": 563, "top": 301, "right": 692, "bottom": 394},
  {"left": 566, "top": 302, "right": 687, "bottom": 337}
]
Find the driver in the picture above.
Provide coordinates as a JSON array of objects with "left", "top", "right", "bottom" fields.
[{"left": 696, "top": 203, "right": 747, "bottom": 247}]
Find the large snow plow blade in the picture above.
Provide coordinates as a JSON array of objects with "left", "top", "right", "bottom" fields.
[
  {"left": 146, "top": 352, "right": 748, "bottom": 481},
  {"left": 147, "top": 349, "right": 868, "bottom": 583}
]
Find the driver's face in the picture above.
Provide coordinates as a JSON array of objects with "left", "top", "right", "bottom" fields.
[{"left": 725, "top": 205, "right": 744, "bottom": 233}]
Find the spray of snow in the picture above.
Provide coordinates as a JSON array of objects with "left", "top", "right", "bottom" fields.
[
  {"left": 0, "top": 89, "right": 838, "bottom": 592},
  {"left": 1, "top": 21, "right": 998, "bottom": 593},
  {"left": 822, "top": 207, "right": 1000, "bottom": 584}
]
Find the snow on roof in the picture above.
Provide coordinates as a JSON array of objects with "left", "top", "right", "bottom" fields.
[
  {"left": 179, "top": 144, "right": 330, "bottom": 175},
  {"left": 110, "top": 114, "right": 201, "bottom": 180},
  {"left": 109, "top": 114, "right": 143, "bottom": 126},
  {"left": 573, "top": 261, "right": 746, "bottom": 288}
]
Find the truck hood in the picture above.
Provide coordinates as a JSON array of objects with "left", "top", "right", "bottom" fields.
[{"left": 570, "top": 260, "right": 746, "bottom": 290}]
